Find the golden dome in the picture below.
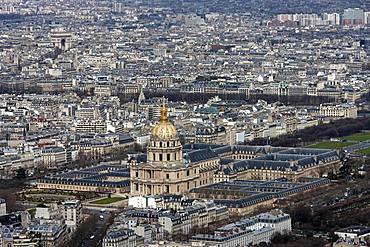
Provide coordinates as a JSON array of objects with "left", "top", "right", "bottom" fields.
[{"left": 151, "top": 98, "right": 178, "bottom": 140}]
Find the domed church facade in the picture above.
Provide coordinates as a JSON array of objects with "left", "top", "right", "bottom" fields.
[{"left": 130, "top": 99, "right": 218, "bottom": 196}]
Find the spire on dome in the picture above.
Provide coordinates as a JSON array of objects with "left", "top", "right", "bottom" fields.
[{"left": 160, "top": 96, "right": 168, "bottom": 122}]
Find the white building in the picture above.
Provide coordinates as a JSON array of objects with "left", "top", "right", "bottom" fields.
[
  {"left": 323, "top": 13, "right": 341, "bottom": 25},
  {"left": 365, "top": 12, "right": 370, "bottom": 25},
  {"left": 334, "top": 226, "right": 370, "bottom": 247},
  {"left": 251, "top": 211, "right": 292, "bottom": 234},
  {"left": 62, "top": 200, "right": 82, "bottom": 227},
  {"left": 135, "top": 134, "right": 151, "bottom": 146},
  {"left": 319, "top": 103, "right": 357, "bottom": 119},
  {"left": 128, "top": 196, "right": 159, "bottom": 209},
  {"left": 190, "top": 210, "right": 291, "bottom": 247},
  {"left": 102, "top": 229, "right": 136, "bottom": 247},
  {"left": 35, "top": 205, "right": 51, "bottom": 220}
]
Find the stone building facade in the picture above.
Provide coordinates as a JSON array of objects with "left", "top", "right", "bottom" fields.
[{"left": 130, "top": 100, "right": 219, "bottom": 196}]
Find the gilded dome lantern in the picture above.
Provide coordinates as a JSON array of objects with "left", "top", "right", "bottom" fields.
[
  {"left": 147, "top": 97, "right": 182, "bottom": 165},
  {"left": 151, "top": 97, "right": 178, "bottom": 141}
]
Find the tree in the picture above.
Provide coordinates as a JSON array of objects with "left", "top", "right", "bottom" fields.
[
  {"left": 271, "top": 232, "right": 290, "bottom": 244},
  {"left": 16, "top": 168, "right": 27, "bottom": 179}
]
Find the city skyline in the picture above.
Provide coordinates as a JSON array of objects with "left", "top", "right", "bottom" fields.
[{"left": 0, "top": 0, "right": 369, "bottom": 247}]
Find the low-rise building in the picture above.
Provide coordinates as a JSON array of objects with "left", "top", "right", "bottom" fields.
[
  {"left": 62, "top": 200, "right": 82, "bottom": 227},
  {"left": 190, "top": 210, "right": 291, "bottom": 247},
  {"left": 319, "top": 103, "right": 357, "bottom": 119},
  {"left": 334, "top": 226, "right": 370, "bottom": 247}
]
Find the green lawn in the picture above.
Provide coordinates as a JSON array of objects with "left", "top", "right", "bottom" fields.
[
  {"left": 309, "top": 141, "right": 356, "bottom": 149},
  {"left": 357, "top": 147, "right": 370, "bottom": 156},
  {"left": 340, "top": 132, "right": 370, "bottom": 142},
  {"left": 90, "top": 197, "right": 124, "bottom": 205},
  {"left": 308, "top": 132, "right": 370, "bottom": 150}
]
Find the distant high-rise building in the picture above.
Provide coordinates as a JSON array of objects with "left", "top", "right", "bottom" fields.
[
  {"left": 342, "top": 8, "right": 364, "bottom": 26},
  {"left": 277, "top": 14, "right": 293, "bottom": 22},
  {"left": 323, "top": 13, "right": 340, "bottom": 25},
  {"left": 113, "top": 1, "right": 123, "bottom": 13},
  {"left": 364, "top": 12, "right": 370, "bottom": 25}
]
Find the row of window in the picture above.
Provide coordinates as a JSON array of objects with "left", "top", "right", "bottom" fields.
[
  {"left": 151, "top": 141, "right": 179, "bottom": 148},
  {"left": 135, "top": 169, "right": 197, "bottom": 179},
  {"left": 152, "top": 152, "right": 178, "bottom": 162},
  {"left": 133, "top": 182, "right": 194, "bottom": 193}
]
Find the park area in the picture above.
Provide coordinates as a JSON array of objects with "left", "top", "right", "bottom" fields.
[
  {"left": 309, "top": 141, "right": 355, "bottom": 149},
  {"left": 339, "top": 132, "right": 370, "bottom": 142},
  {"left": 90, "top": 196, "right": 125, "bottom": 205},
  {"left": 357, "top": 147, "right": 370, "bottom": 156},
  {"left": 308, "top": 132, "right": 370, "bottom": 154}
]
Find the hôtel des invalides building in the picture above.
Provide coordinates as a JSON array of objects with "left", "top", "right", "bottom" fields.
[
  {"left": 37, "top": 100, "right": 342, "bottom": 195},
  {"left": 129, "top": 100, "right": 342, "bottom": 196},
  {"left": 130, "top": 101, "right": 216, "bottom": 195}
]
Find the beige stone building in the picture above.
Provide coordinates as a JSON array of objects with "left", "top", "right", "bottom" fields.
[
  {"left": 319, "top": 103, "right": 357, "bottom": 119},
  {"left": 130, "top": 100, "right": 343, "bottom": 197},
  {"left": 130, "top": 100, "right": 218, "bottom": 196}
]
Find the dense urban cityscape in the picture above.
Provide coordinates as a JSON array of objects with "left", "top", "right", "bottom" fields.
[{"left": 0, "top": 0, "right": 369, "bottom": 246}]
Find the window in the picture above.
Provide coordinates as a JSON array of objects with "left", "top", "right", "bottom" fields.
[
  {"left": 167, "top": 153, "right": 171, "bottom": 161},
  {"left": 187, "top": 170, "right": 190, "bottom": 176},
  {"left": 135, "top": 172, "right": 138, "bottom": 177},
  {"left": 159, "top": 154, "right": 163, "bottom": 161},
  {"left": 166, "top": 174, "right": 170, "bottom": 179}
]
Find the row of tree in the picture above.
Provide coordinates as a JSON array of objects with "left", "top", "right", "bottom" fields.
[
  {"left": 249, "top": 117, "right": 370, "bottom": 147},
  {"left": 119, "top": 91, "right": 336, "bottom": 106}
]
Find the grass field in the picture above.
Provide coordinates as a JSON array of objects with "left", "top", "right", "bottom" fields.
[
  {"left": 309, "top": 141, "right": 356, "bottom": 149},
  {"left": 340, "top": 132, "right": 370, "bottom": 142},
  {"left": 90, "top": 197, "right": 125, "bottom": 205},
  {"left": 357, "top": 147, "right": 370, "bottom": 156},
  {"left": 309, "top": 132, "right": 370, "bottom": 150}
]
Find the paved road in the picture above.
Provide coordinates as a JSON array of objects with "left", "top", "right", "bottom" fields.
[
  {"left": 344, "top": 141, "right": 370, "bottom": 153},
  {"left": 79, "top": 209, "right": 112, "bottom": 247}
]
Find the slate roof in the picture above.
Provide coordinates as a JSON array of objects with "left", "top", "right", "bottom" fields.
[{"left": 185, "top": 148, "right": 218, "bottom": 163}]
